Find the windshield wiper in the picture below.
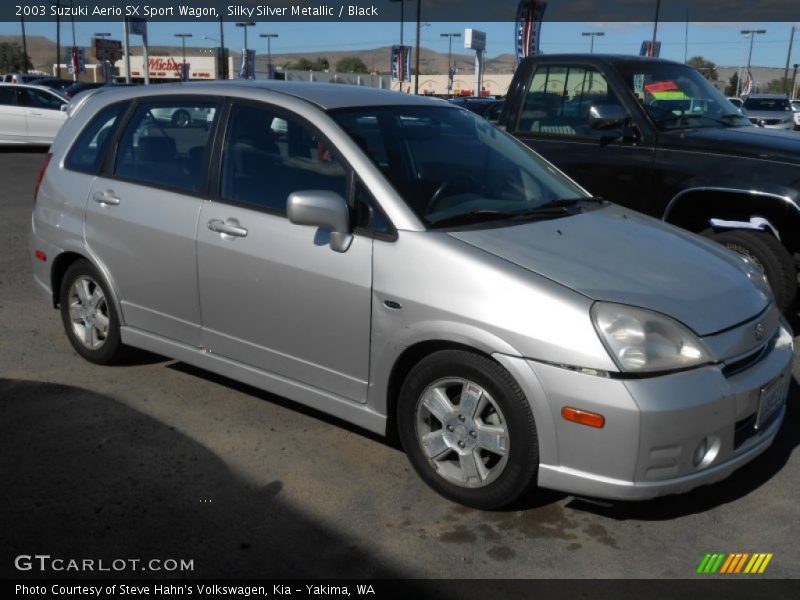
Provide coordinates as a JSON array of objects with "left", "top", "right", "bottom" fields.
[
  {"left": 429, "top": 198, "right": 593, "bottom": 228},
  {"left": 428, "top": 209, "right": 530, "bottom": 228}
]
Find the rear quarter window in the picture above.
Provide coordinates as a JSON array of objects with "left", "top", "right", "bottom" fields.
[{"left": 65, "top": 102, "right": 130, "bottom": 174}]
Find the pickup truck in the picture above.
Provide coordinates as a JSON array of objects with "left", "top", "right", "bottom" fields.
[{"left": 498, "top": 54, "right": 800, "bottom": 313}]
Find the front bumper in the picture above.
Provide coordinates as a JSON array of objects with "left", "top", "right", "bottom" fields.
[{"left": 495, "top": 321, "right": 793, "bottom": 501}]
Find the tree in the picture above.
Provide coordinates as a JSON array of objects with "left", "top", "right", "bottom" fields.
[
  {"left": 725, "top": 72, "right": 740, "bottom": 96},
  {"left": 0, "top": 42, "right": 32, "bottom": 73},
  {"left": 765, "top": 78, "right": 792, "bottom": 94},
  {"left": 686, "top": 56, "right": 718, "bottom": 81},
  {"left": 311, "top": 57, "right": 329, "bottom": 71},
  {"left": 335, "top": 57, "right": 368, "bottom": 74}
]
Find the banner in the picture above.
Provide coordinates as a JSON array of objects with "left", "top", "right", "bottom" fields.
[
  {"left": 639, "top": 40, "right": 662, "bottom": 57},
  {"left": 65, "top": 47, "right": 86, "bottom": 74},
  {"left": 127, "top": 17, "right": 147, "bottom": 36},
  {"left": 391, "top": 45, "right": 411, "bottom": 82},
  {"left": 239, "top": 49, "right": 256, "bottom": 79},
  {"left": 515, "top": 0, "right": 547, "bottom": 64}
]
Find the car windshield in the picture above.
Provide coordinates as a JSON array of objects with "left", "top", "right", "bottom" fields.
[
  {"left": 331, "top": 105, "right": 588, "bottom": 228},
  {"left": 616, "top": 62, "right": 751, "bottom": 130},
  {"left": 743, "top": 97, "right": 792, "bottom": 111}
]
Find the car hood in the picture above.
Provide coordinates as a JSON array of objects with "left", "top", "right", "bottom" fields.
[
  {"left": 448, "top": 204, "right": 769, "bottom": 336},
  {"left": 659, "top": 125, "right": 800, "bottom": 164}
]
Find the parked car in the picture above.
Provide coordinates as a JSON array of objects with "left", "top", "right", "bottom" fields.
[
  {"left": 0, "top": 83, "right": 67, "bottom": 145},
  {"left": 741, "top": 94, "right": 795, "bottom": 130},
  {"left": 727, "top": 97, "right": 744, "bottom": 109},
  {"left": 3, "top": 73, "right": 42, "bottom": 84},
  {"left": 31, "top": 83, "right": 792, "bottom": 509},
  {"left": 29, "top": 77, "right": 74, "bottom": 93},
  {"left": 147, "top": 105, "right": 213, "bottom": 128},
  {"left": 64, "top": 81, "right": 106, "bottom": 99},
  {"left": 497, "top": 54, "right": 800, "bottom": 312},
  {"left": 791, "top": 99, "right": 800, "bottom": 130}
]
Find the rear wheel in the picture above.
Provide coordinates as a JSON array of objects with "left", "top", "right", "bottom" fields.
[
  {"left": 397, "top": 350, "right": 539, "bottom": 510},
  {"left": 59, "top": 260, "right": 125, "bottom": 365},
  {"left": 702, "top": 228, "right": 797, "bottom": 313}
]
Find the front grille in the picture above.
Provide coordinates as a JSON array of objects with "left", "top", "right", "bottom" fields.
[{"left": 721, "top": 332, "right": 777, "bottom": 378}]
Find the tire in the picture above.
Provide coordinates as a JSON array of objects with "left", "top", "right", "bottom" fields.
[
  {"left": 701, "top": 228, "right": 797, "bottom": 313},
  {"left": 397, "top": 350, "right": 539, "bottom": 510},
  {"left": 171, "top": 110, "right": 191, "bottom": 128},
  {"left": 59, "top": 260, "right": 125, "bottom": 365}
]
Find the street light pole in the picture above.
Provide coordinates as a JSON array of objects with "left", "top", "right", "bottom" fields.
[
  {"left": 175, "top": 33, "right": 192, "bottom": 81},
  {"left": 260, "top": 33, "right": 278, "bottom": 79},
  {"left": 19, "top": 15, "right": 29, "bottom": 73},
  {"left": 651, "top": 0, "right": 661, "bottom": 53},
  {"left": 581, "top": 31, "right": 604, "bottom": 54},
  {"left": 414, "top": 0, "right": 421, "bottom": 94},
  {"left": 440, "top": 32, "right": 461, "bottom": 93},
  {"left": 783, "top": 26, "right": 796, "bottom": 95},
  {"left": 236, "top": 22, "right": 255, "bottom": 79}
]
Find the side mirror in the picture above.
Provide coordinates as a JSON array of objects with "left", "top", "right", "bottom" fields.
[
  {"left": 287, "top": 190, "right": 352, "bottom": 253},
  {"left": 588, "top": 104, "right": 628, "bottom": 131},
  {"left": 60, "top": 104, "right": 67, "bottom": 112}
]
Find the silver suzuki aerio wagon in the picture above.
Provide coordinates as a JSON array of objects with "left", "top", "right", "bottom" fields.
[{"left": 30, "top": 82, "right": 793, "bottom": 509}]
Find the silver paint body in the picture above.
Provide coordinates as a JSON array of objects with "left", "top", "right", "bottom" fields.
[{"left": 31, "top": 82, "right": 793, "bottom": 500}]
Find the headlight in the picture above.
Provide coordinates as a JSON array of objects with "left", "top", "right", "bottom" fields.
[
  {"left": 738, "top": 254, "right": 773, "bottom": 302},
  {"left": 591, "top": 303, "right": 715, "bottom": 373}
]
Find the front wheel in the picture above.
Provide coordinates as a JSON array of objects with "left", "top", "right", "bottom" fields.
[
  {"left": 701, "top": 228, "right": 797, "bottom": 313},
  {"left": 397, "top": 350, "right": 539, "bottom": 510}
]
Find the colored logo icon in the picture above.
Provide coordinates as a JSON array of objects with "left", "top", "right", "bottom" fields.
[{"left": 697, "top": 553, "right": 773, "bottom": 574}]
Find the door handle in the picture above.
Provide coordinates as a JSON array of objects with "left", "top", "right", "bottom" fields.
[
  {"left": 93, "top": 191, "right": 120, "bottom": 206},
  {"left": 207, "top": 219, "right": 248, "bottom": 238}
]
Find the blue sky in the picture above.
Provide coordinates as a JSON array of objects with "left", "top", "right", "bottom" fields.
[{"left": 0, "top": 20, "right": 797, "bottom": 67}]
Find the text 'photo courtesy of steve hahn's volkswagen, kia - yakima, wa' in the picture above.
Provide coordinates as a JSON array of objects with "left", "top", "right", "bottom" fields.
[{"left": 30, "top": 81, "right": 792, "bottom": 509}]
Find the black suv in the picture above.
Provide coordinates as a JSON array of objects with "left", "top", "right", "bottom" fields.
[{"left": 499, "top": 54, "right": 800, "bottom": 312}]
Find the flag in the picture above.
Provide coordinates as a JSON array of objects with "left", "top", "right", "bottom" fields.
[{"left": 743, "top": 71, "right": 753, "bottom": 95}]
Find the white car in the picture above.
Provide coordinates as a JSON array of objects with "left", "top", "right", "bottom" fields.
[
  {"left": 792, "top": 100, "right": 800, "bottom": 130},
  {"left": 0, "top": 83, "right": 67, "bottom": 145},
  {"left": 147, "top": 106, "right": 212, "bottom": 128}
]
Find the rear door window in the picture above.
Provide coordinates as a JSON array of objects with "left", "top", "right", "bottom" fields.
[
  {"left": 65, "top": 102, "right": 129, "bottom": 174},
  {"left": 114, "top": 100, "right": 219, "bottom": 193}
]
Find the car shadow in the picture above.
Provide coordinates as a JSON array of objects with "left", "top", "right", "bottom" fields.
[
  {"left": 565, "top": 376, "right": 800, "bottom": 520},
  {"left": 0, "top": 378, "right": 417, "bottom": 581}
]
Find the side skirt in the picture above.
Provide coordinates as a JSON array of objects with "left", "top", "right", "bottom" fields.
[{"left": 121, "top": 326, "right": 387, "bottom": 436}]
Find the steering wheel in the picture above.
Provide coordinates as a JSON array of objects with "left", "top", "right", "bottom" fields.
[{"left": 425, "top": 177, "right": 474, "bottom": 213}]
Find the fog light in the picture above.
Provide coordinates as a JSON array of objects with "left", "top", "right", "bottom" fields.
[{"left": 693, "top": 435, "right": 720, "bottom": 468}]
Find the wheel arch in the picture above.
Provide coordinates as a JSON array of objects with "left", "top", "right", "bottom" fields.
[
  {"left": 50, "top": 251, "right": 125, "bottom": 325},
  {"left": 663, "top": 187, "right": 800, "bottom": 254},
  {"left": 383, "top": 340, "right": 500, "bottom": 446}
]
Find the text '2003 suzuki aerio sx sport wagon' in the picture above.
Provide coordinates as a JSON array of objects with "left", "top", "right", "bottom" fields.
[{"left": 30, "top": 82, "right": 793, "bottom": 509}]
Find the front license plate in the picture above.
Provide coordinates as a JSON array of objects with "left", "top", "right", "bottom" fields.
[{"left": 755, "top": 375, "right": 789, "bottom": 429}]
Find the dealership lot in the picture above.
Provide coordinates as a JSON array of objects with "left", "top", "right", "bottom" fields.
[{"left": 2, "top": 150, "right": 799, "bottom": 579}]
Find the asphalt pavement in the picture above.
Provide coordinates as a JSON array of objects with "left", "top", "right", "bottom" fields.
[{"left": 1, "top": 148, "right": 799, "bottom": 580}]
